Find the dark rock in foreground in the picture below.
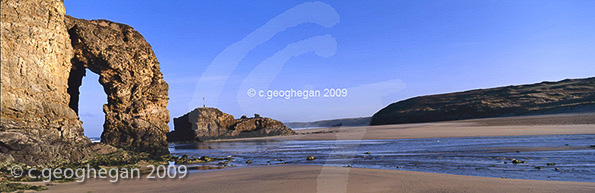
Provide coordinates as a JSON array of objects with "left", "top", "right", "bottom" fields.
[
  {"left": 167, "top": 108, "right": 295, "bottom": 141},
  {"left": 371, "top": 77, "right": 595, "bottom": 125}
]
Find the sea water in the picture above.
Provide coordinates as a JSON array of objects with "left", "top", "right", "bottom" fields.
[{"left": 169, "top": 134, "right": 595, "bottom": 182}]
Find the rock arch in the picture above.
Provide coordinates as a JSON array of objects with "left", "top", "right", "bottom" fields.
[
  {"left": 66, "top": 16, "right": 170, "bottom": 155},
  {"left": 1, "top": 0, "right": 169, "bottom": 166}
]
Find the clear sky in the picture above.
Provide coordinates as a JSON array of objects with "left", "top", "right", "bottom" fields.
[{"left": 65, "top": 0, "right": 595, "bottom": 137}]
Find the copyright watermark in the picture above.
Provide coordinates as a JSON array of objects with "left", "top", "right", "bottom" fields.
[
  {"left": 10, "top": 165, "right": 23, "bottom": 178},
  {"left": 9, "top": 164, "right": 187, "bottom": 183},
  {"left": 248, "top": 88, "right": 348, "bottom": 99}
]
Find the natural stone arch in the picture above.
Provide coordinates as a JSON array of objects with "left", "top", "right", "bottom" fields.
[{"left": 65, "top": 16, "right": 170, "bottom": 155}]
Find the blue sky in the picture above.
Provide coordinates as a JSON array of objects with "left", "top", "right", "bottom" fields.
[{"left": 65, "top": 0, "right": 595, "bottom": 137}]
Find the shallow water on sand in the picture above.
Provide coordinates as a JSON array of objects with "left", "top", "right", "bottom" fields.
[{"left": 169, "top": 134, "right": 595, "bottom": 182}]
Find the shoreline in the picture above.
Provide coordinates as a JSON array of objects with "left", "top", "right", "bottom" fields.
[
  {"left": 208, "top": 124, "right": 595, "bottom": 142},
  {"left": 204, "top": 112, "right": 595, "bottom": 142},
  {"left": 47, "top": 165, "right": 595, "bottom": 193},
  {"left": 48, "top": 113, "right": 595, "bottom": 192}
]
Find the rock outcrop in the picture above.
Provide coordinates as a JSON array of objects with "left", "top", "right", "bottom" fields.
[
  {"left": 66, "top": 16, "right": 170, "bottom": 155},
  {"left": 168, "top": 108, "right": 295, "bottom": 141},
  {"left": 371, "top": 77, "right": 595, "bottom": 125},
  {"left": 231, "top": 116, "right": 294, "bottom": 138},
  {"left": 1, "top": 0, "right": 170, "bottom": 166},
  {"left": 169, "top": 108, "right": 236, "bottom": 141}
]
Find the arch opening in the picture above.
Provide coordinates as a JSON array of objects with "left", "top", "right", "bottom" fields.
[
  {"left": 79, "top": 69, "right": 107, "bottom": 140},
  {"left": 67, "top": 64, "right": 107, "bottom": 141}
]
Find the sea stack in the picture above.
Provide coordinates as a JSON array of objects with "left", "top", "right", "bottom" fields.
[{"left": 168, "top": 108, "right": 295, "bottom": 141}]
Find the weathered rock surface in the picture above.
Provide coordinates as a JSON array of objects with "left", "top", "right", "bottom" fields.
[
  {"left": 231, "top": 117, "right": 294, "bottom": 138},
  {"left": 169, "top": 108, "right": 235, "bottom": 141},
  {"left": 66, "top": 16, "right": 170, "bottom": 155},
  {"left": 1, "top": 0, "right": 91, "bottom": 166},
  {"left": 371, "top": 77, "right": 595, "bottom": 125},
  {"left": 1, "top": 0, "right": 170, "bottom": 166},
  {"left": 168, "top": 108, "right": 295, "bottom": 141}
]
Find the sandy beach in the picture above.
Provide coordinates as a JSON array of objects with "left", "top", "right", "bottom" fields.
[
  {"left": 46, "top": 113, "right": 595, "bottom": 192},
  {"left": 217, "top": 113, "right": 595, "bottom": 141},
  {"left": 47, "top": 165, "right": 595, "bottom": 193}
]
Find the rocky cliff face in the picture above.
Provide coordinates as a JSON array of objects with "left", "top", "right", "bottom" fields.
[
  {"left": 1, "top": 0, "right": 170, "bottom": 166},
  {"left": 1, "top": 0, "right": 90, "bottom": 166},
  {"left": 371, "top": 78, "right": 595, "bottom": 125},
  {"left": 168, "top": 108, "right": 295, "bottom": 141}
]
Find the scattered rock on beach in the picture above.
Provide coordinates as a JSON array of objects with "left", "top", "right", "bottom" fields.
[
  {"left": 511, "top": 159, "right": 527, "bottom": 164},
  {"left": 199, "top": 156, "right": 212, "bottom": 162},
  {"left": 180, "top": 155, "right": 189, "bottom": 162},
  {"left": 170, "top": 155, "right": 203, "bottom": 164}
]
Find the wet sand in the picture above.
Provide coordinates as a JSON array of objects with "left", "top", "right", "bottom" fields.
[
  {"left": 281, "top": 123, "right": 595, "bottom": 141},
  {"left": 47, "top": 113, "right": 595, "bottom": 192},
  {"left": 47, "top": 165, "right": 595, "bottom": 193}
]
